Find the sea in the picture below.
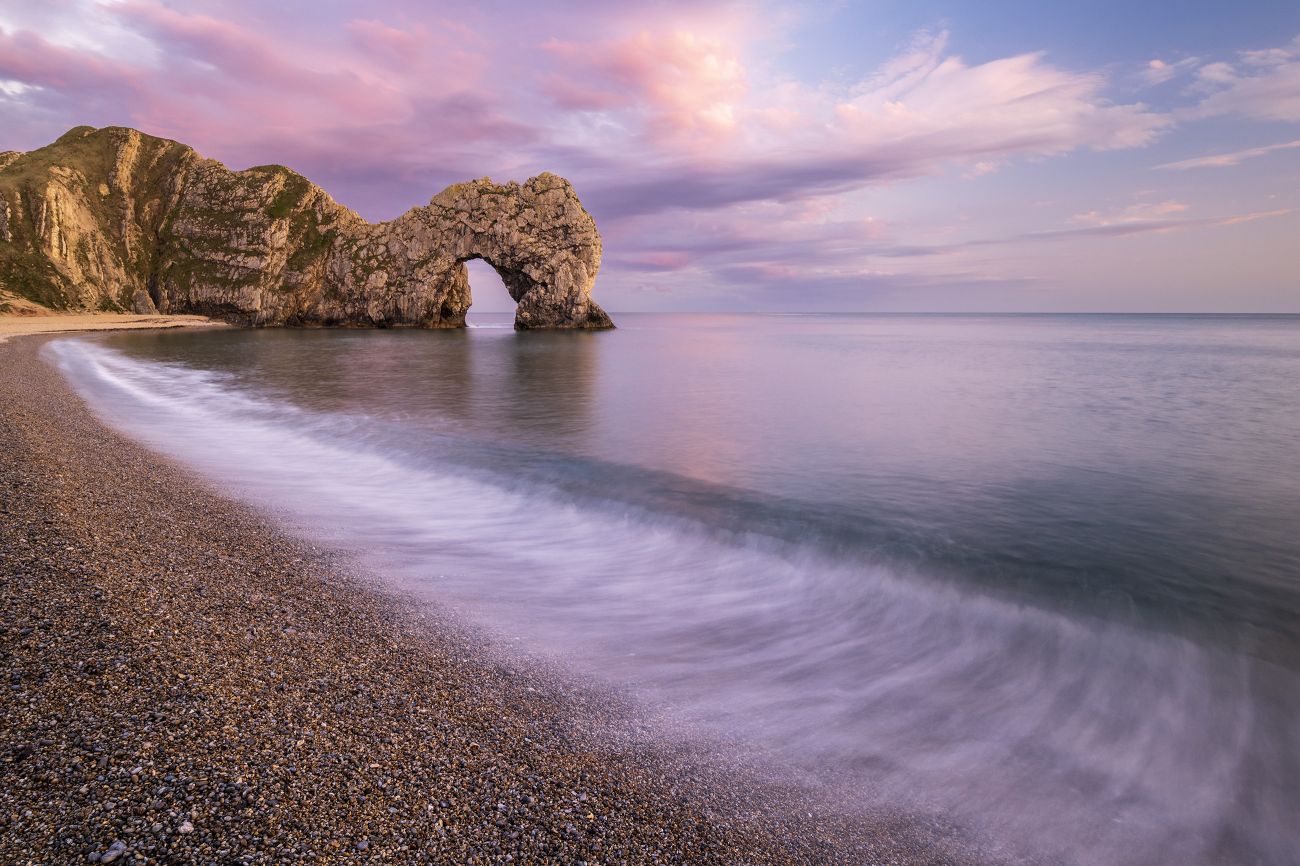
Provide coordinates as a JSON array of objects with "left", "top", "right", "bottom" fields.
[{"left": 47, "top": 313, "right": 1300, "bottom": 866}]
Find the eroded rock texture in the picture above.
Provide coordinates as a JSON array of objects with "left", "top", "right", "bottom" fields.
[{"left": 0, "top": 126, "right": 612, "bottom": 329}]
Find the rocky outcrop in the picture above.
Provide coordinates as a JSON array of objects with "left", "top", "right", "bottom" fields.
[{"left": 0, "top": 126, "right": 612, "bottom": 329}]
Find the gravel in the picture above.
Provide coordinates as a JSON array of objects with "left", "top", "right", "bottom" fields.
[{"left": 1, "top": 333, "right": 1006, "bottom": 865}]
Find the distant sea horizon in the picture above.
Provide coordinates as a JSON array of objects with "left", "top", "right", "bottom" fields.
[{"left": 516, "top": 310, "right": 1300, "bottom": 316}]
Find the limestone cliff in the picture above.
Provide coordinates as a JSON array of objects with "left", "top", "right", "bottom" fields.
[{"left": 0, "top": 126, "right": 613, "bottom": 329}]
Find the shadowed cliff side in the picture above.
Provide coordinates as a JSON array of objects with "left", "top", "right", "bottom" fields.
[{"left": 0, "top": 126, "right": 613, "bottom": 330}]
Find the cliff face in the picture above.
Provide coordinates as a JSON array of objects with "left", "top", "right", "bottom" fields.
[{"left": 0, "top": 126, "right": 612, "bottom": 329}]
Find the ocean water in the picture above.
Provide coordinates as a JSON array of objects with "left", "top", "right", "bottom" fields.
[{"left": 49, "top": 313, "right": 1300, "bottom": 865}]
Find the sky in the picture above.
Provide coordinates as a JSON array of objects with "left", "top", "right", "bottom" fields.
[{"left": 1, "top": 1, "right": 1298, "bottom": 313}]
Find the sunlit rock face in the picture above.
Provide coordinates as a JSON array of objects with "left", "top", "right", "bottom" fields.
[{"left": 0, "top": 126, "right": 613, "bottom": 330}]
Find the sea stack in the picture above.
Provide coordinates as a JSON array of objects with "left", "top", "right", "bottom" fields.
[{"left": 0, "top": 126, "right": 613, "bottom": 330}]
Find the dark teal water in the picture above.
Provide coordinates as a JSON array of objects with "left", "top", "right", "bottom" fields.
[{"left": 50, "top": 314, "right": 1300, "bottom": 865}]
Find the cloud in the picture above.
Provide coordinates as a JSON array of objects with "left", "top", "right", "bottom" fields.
[
  {"left": 1241, "top": 46, "right": 1296, "bottom": 67},
  {"left": 893, "top": 207, "right": 1296, "bottom": 251},
  {"left": 345, "top": 18, "right": 424, "bottom": 63},
  {"left": 0, "top": 79, "right": 37, "bottom": 96},
  {"left": 1142, "top": 57, "right": 1198, "bottom": 85},
  {"left": 618, "top": 203, "right": 1295, "bottom": 303},
  {"left": 1186, "top": 36, "right": 1300, "bottom": 122},
  {"left": 565, "top": 29, "right": 1170, "bottom": 218},
  {"left": 1195, "top": 61, "right": 1239, "bottom": 87},
  {"left": 0, "top": 25, "right": 142, "bottom": 97},
  {"left": 0, "top": 2, "right": 549, "bottom": 217},
  {"left": 542, "top": 29, "right": 748, "bottom": 143},
  {"left": 1020, "top": 208, "right": 1292, "bottom": 241},
  {"left": 1157, "top": 138, "right": 1300, "bottom": 170},
  {"left": 825, "top": 43, "right": 1168, "bottom": 153},
  {"left": 783, "top": 205, "right": 1298, "bottom": 262},
  {"left": 1072, "top": 200, "right": 1189, "bottom": 226}
]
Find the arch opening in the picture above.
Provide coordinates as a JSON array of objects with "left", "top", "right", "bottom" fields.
[{"left": 463, "top": 257, "right": 516, "bottom": 324}]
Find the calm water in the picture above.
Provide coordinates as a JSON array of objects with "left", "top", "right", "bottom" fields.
[{"left": 49, "top": 314, "right": 1300, "bottom": 865}]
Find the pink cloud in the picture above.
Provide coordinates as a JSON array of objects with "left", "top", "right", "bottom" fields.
[
  {"left": 967, "top": 208, "right": 1294, "bottom": 245},
  {"left": 0, "top": 26, "right": 142, "bottom": 94},
  {"left": 612, "top": 251, "right": 694, "bottom": 272},
  {"left": 1073, "top": 200, "right": 1190, "bottom": 226},
  {"left": 825, "top": 45, "right": 1168, "bottom": 156},
  {"left": 537, "top": 73, "right": 630, "bottom": 112},
  {"left": 543, "top": 28, "right": 748, "bottom": 145},
  {"left": 346, "top": 19, "right": 423, "bottom": 62},
  {"left": 1157, "top": 138, "right": 1300, "bottom": 170},
  {"left": 0, "top": 1, "right": 539, "bottom": 218},
  {"left": 112, "top": 2, "right": 415, "bottom": 125},
  {"left": 543, "top": 26, "right": 1172, "bottom": 225},
  {"left": 1141, "top": 57, "right": 1199, "bottom": 85},
  {"left": 1184, "top": 36, "right": 1300, "bottom": 122}
]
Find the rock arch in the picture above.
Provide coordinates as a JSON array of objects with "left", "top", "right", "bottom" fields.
[
  {"left": 324, "top": 173, "right": 613, "bottom": 329},
  {"left": 410, "top": 174, "right": 613, "bottom": 330},
  {"left": 346, "top": 172, "right": 613, "bottom": 329},
  {"left": 0, "top": 127, "right": 614, "bottom": 329}
]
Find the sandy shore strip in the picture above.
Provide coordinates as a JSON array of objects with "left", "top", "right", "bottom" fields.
[
  {"left": 0, "top": 332, "right": 1006, "bottom": 865},
  {"left": 0, "top": 312, "right": 226, "bottom": 344}
]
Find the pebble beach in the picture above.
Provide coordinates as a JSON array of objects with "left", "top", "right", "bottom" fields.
[{"left": 0, "top": 330, "right": 997, "bottom": 866}]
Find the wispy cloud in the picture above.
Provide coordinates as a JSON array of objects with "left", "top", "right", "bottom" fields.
[
  {"left": 860, "top": 207, "right": 1295, "bottom": 256},
  {"left": 1018, "top": 208, "right": 1292, "bottom": 241},
  {"left": 1157, "top": 139, "right": 1300, "bottom": 170},
  {"left": 1072, "top": 200, "right": 1189, "bottom": 226},
  {"left": 1141, "top": 57, "right": 1198, "bottom": 85},
  {"left": 1184, "top": 35, "right": 1300, "bottom": 122}
]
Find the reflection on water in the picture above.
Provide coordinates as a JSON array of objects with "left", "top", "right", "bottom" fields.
[
  {"left": 115, "top": 325, "right": 601, "bottom": 442},
  {"left": 50, "top": 313, "right": 1300, "bottom": 866},
  {"left": 501, "top": 332, "right": 600, "bottom": 439}
]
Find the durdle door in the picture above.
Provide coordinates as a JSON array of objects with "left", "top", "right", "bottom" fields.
[{"left": 0, "top": 126, "right": 613, "bottom": 330}]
